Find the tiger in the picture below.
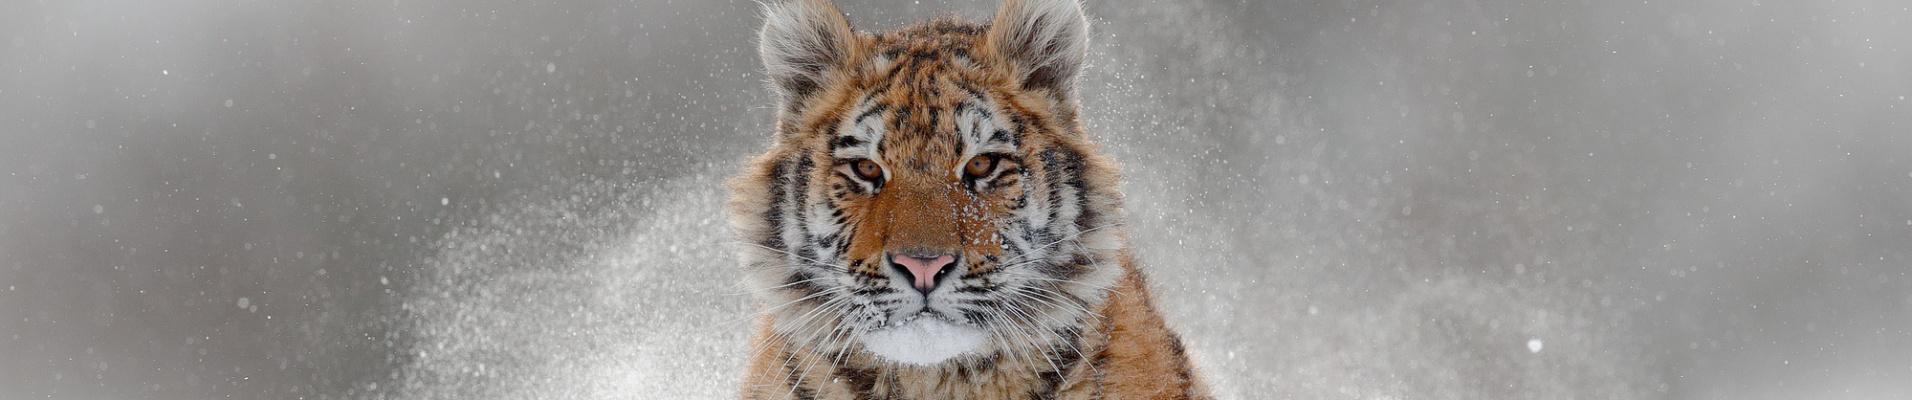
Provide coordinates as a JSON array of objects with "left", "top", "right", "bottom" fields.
[{"left": 727, "top": 0, "right": 1209, "bottom": 398}]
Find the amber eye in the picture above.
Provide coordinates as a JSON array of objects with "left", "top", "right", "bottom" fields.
[
  {"left": 965, "top": 155, "right": 998, "bottom": 177},
  {"left": 854, "top": 159, "right": 883, "bottom": 180}
]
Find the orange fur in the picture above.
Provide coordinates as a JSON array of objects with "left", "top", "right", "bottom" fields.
[{"left": 730, "top": 1, "right": 1208, "bottom": 398}]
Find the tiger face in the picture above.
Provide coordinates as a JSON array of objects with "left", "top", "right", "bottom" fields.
[{"left": 732, "top": 0, "right": 1124, "bottom": 366}]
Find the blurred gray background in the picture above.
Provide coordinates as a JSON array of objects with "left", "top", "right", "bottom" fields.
[{"left": 3, "top": 0, "right": 1909, "bottom": 399}]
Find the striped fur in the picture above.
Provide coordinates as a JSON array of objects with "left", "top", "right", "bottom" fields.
[{"left": 729, "top": 0, "right": 1208, "bottom": 398}]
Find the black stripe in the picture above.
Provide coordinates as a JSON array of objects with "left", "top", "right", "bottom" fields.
[
  {"left": 1007, "top": 111, "right": 1034, "bottom": 135},
  {"left": 990, "top": 129, "right": 1015, "bottom": 145},
  {"left": 831, "top": 135, "right": 865, "bottom": 150},
  {"left": 957, "top": 83, "right": 989, "bottom": 103},
  {"left": 834, "top": 231, "right": 853, "bottom": 269},
  {"left": 811, "top": 234, "right": 837, "bottom": 253},
  {"left": 834, "top": 364, "right": 882, "bottom": 400},
  {"left": 1035, "top": 252, "right": 1090, "bottom": 280},
  {"left": 924, "top": 20, "right": 986, "bottom": 36},
  {"left": 1024, "top": 224, "right": 1053, "bottom": 263},
  {"left": 1039, "top": 145, "right": 1093, "bottom": 232},
  {"left": 782, "top": 352, "right": 818, "bottom": 400},
  {"left": 1029, "top": 327, "right": 1084, "bottom": 399},
  {"left": 1041, "top": 162, "right": 1067, "bottom": 235},
  {"left": 909, "top": 50, "right": 942, "bottom": 60},
  {"left": 780, "top": 77, "right": 820, "bottom": 115},
  {"left": 986, "top": 169, "right": 1022, "bottom": 192},
  {"left": 834, "top": 172, "right": 871, "bottom": 196},
  {"left": 890, "top": 107, "right": 912, "bottom": 134},
  {"left": 1169, "top": 332, "right": 1196, "bottom": 394},
  {"left": 883, "top": 373, "right": 905, "bottom": 397},
  {"left": 1001, "top": 227, "right": 1027, "bottom": 258},
  {"left": 1038, "top": 356, "right": 1077, "bottom": 389},
  {"left": 790, "top": 156, "right": 814, "bottom": 260},
  {"left": 955, "top": 355, "right": 998, "bottom": 384},
  {"left": 762, "top": 160, "right": 790, "bottom": 250},
  {"left": 960, "top": 98, "right": 1020, "bottom": 148},
  {"left": 922, "top": 81, "right": 943, "bottom": 98},
  {"left": 855, "top": 104, "right": 888, "bottom": 127},
  {"left": 783, "top": 269, "right": 818, "bottom": 294},
  {"left": 918, "top": 106, "right": 944, "bottom": 141},
  {"left": 961, "top": 309, "right": 990, "bottom": 325},
  {"left": 819, "top": 116, "right": 840, "bottom": 139}
]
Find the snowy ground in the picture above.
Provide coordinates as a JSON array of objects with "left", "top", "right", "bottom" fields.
[{"left": 4, "top": 0, "right": 1910, "bottom": 399}]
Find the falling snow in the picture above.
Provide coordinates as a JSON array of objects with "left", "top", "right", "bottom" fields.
[{"left": 3, "top": 0, "right": 1910, "bottom": 399}]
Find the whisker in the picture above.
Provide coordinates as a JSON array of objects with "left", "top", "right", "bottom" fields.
[
  {"left": 730, "top": 241, "right": 837, "bottom": 270},
  {"left": 720, "top": 272, "right": 838, "bottom": 299},
  {"left": 992, "top": 222, "right": 1126, "bottom": 267},
  {"left": 995, "top": 298, "right": 1063, "bottom": 374}
]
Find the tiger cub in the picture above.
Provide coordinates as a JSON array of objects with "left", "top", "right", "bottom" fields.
[{"left": 728, "top": 0, "right": 1209, "bottom": 398}]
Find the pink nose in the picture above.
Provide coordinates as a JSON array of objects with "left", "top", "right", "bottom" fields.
[{"left": 891, "top": 254, "right": 955, "bottom": 294}]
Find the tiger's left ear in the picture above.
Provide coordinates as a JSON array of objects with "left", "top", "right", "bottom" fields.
[
  {"left": 986, "top": 0, "right": 1090, "bottom": 108},
  {"left": 760, "top": 0, "right": 857, "bottom": 114}
]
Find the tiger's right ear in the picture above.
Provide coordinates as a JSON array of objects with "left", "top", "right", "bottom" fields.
[{"left": 759, "top": 0, "right": 856, "bottom": 113}]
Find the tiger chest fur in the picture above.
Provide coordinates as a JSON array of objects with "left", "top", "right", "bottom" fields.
[{"left": 727, "top": 0, "right": 1209, "bottom": 398}]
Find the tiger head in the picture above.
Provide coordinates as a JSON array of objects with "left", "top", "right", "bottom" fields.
[{"left": 730, "top": 0, "right": 1126, "bottom": 366}]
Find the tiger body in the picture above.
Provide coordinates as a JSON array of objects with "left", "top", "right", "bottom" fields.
[{"left": 728, "top": 1, "right": 1207, "bottom": 398}]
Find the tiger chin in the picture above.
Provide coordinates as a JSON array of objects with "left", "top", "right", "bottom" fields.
[{"left": 727, "top": 0, "right": 1210, "bottom": 398}]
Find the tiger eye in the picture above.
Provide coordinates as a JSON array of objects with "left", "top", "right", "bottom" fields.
[
  {"left": 965, "top": 155, "right": 997, "bottom": 177},
  {"left": 854, "top": 159, "right": 883, "bottom": 180}
]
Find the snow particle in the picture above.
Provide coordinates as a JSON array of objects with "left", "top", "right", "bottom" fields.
[
  {"left": 92, "top": 205, "right": 103, "bottom": 214},
  {"left": 1527, "top": 338, "right": 1544, "bottom": 353},
  {"left": 440, "top": 197, "right": 449, "bottom": 206},
  {"left": 224, "top": 99, "right": 233, "bottom": 108},
  {"left": 236, "top": 297, "right": 250, "bottom": 309}
]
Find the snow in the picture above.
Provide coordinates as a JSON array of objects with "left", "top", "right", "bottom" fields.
[{"left": 3, "top": 0, "right": 1910, "bottom": 399}]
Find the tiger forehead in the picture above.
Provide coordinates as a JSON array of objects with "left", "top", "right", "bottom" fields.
[
  {"left": 855, "top": 17, "right": 995, "bottom": 103},
  {"left": 870, "top": 17, "right": 988, "bottom": 56},
  {"left": 858, "top": 98, "right": 978, "bottom": 174},
  {"left": 855, "top": 21, "right": 999, "bottom": 173}
]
